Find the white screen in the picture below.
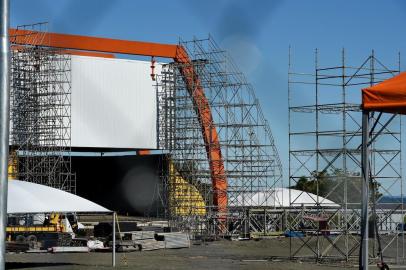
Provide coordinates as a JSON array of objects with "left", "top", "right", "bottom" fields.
[{"left": 71, "top": 55, "right": 158, "bottom": 149}]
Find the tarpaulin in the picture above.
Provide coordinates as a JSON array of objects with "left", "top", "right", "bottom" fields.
[
  {"left": 362, "top": 72, "right": 406, "bottom": 114},
  {"left": 8, "top": 180, "right": 110, "bottom": 214}
]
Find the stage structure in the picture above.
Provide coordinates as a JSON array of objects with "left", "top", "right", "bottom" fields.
[
  {"left": 7, "top": 26, "right": 284, "bottom": 237},
  {"left": 157, "top": 37, "right": 283, "bottom": 236}
]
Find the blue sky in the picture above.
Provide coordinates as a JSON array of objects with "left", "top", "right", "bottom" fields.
[{"left": 10, "top": 0, "right": 406, "bottom": 192}]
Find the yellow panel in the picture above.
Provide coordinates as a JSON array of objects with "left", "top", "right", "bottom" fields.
[
  {"left": 6, "top": 226, "right": 58, "bottom": 232},
  {"left": 169, "top": 162, "right": 206, "bottom": 216},
  {"left": 8, "top": 150, "right": 17, "bottom": 180}
]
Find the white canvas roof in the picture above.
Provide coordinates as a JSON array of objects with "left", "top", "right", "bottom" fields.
[
  {"left": 7, "top": 180, "right": 110, "bottom": 214},
  {"left": 231, "top": 188, "right": 339, "bottom": 208}
]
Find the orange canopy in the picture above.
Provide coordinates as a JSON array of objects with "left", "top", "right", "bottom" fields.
[{"left": 362, "top": 72, "right": 406, "bottom": 114}]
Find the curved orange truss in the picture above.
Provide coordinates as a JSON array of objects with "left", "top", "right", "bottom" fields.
[
  {"left": 175, "top": 48, "right": 227, "bottom": 215},
  {"left": 9, "top": 29, "right": 227, "bottom": 215}
]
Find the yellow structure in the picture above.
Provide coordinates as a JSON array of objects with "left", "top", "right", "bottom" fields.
[
  {"left": 6, "top": 226, "right": 58, "bottom": 233},
  {"left": 7, "top": 213, "right": 66, "bottom": 235},
  {"left": 169, "top": 162, "right": 206, "bottom": 216},
  {"left": 8, "top": 150, "right": 17, "bottom": 180}
]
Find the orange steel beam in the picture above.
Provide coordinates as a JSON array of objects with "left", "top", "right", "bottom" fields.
[
  {"left": 9, "top": 29, "right": 178, "bottom": 58},
  {"left": 175, "top": 49, "right": 227, "bottom": 215},
  {"left": 9, "top": 28, "right": 227, "bottom": 215},
  {"left": 11, "top": 45, "right": 115, "bottom": 58},
  {"left": 61, "top": 50, "right": 115, "bottom": 58}
]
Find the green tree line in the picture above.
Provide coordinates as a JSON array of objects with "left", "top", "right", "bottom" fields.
[{"left": 291, "top": 169, "right": 381, "bottom": 207}]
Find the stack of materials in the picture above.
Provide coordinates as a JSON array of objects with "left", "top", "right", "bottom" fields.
[
  {"left": 114, "top": 231, "right": 190, "bottom": 252},
  {"left": 51, "top": 246, "right": 89, "bottom": 253},
  {"left": 127, "top": 230, "right": 155, "bottom": 240},
  {"left": 114, "top": 240, "right": 142, "bottom": 252},
  {"left": 157, "top": 232, "right": 190, "bottom": 249},
  {"left": 94, "top": 221, "right": 139, "bottom": 238},
  {"left": 132, "top": 231, "right": 164, "bottom": 251},
  {"left": 113, "top": 231, "right": 162, "bottom": 252}
]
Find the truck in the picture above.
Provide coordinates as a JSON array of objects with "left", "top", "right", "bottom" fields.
[{"left": 6, "top": 213, "right": 85, "bottom": 250}]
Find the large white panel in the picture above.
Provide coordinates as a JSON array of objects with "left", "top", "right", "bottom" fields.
[{"left": 71, "top": 55, "right": 158, "bottom": 149}]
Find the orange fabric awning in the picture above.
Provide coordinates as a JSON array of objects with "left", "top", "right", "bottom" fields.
[{"left": 362, "top": 72, "right": 406, "bottom": 114}]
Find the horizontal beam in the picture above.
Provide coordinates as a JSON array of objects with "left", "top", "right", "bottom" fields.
[{"left": 9, "top": 28, "right": 178, "bottom": 58}]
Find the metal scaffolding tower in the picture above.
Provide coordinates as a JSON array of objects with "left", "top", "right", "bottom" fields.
[
  {"left": 288, "top": 49, "right": 403, "bottom": 263},
  {"left": 9, "top": 23, "right": 75, "bottom": 193},
  {"left": 157, "top": 37, "right": 283, "bottom": 236}
]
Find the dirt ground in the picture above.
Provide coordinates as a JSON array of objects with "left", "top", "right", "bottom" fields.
[{"left": 5, "top": 238, "right": 400, "bottom": 270}]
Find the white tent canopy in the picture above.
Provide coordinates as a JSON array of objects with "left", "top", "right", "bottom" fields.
[
  {"left": 7, "top": 180, "right": 110, "bottom": 214},
  {"left": 231, "top": 188, "right": 339, "bottom": 208}
]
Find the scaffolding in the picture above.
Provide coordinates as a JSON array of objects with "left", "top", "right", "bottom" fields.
[
  {"left": 157, "top": 37, "right": 283, "bottom": 236},
  {"left": 9, "top": 23, "right": 75, "bottom": 193},
  {"left": 288, "top": 49, "right": 403, "bottom": 263}
]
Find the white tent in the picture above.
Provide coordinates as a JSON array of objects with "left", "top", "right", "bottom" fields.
[
  {"left": 7, "top": 180, "right": 116, "bottom": 266},
  {"left": 7, "top": 180, "right": 110, "bottom": 214},
  {"left": 231, "top": 188, "right": 339, "bottom": 208}
]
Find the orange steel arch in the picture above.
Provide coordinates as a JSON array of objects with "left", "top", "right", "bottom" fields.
[{"left": 9, "top": 28, "right": 227, "bottom": 215}]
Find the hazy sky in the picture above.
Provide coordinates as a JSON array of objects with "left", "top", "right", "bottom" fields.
[{"left": 10, "top": 0, "right": 406, "bottom": 193}]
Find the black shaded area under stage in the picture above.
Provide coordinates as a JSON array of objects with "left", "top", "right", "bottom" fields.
[{"left": 72, "top": 154, "right": 168, "bottom": 217}]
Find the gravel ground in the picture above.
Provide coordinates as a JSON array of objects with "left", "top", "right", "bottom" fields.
[{"left": 5, "top": 238, "right": 400, "bottom": 270}]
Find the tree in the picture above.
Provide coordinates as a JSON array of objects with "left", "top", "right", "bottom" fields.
[{"left": 291, "top": 169, "right": 381, "bottom": 207}]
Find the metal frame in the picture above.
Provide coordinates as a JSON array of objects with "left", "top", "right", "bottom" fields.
[
  {"left": 9, "top": 23, "right": 75, "bottom": 193},
  {"left": 288, "top": 49, "right": 403, "bottom": 263},
  {"left": 360, "top": 110, "right": 369, "bottom": 270},
  {"left": 157, "top": 37, "right": 283, "bottom": 236}
]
